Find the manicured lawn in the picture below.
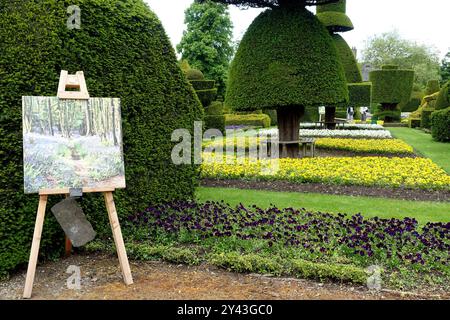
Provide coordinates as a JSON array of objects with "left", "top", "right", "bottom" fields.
[
  {"left": 388, "top": 127, "right": 450, "bottom": 173},
  {"left": 197, "top": 187, "right": 450, "bottom": 224}
]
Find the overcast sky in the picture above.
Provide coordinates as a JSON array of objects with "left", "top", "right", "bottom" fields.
[{"left": 145, "top": 0, "right": 449, "bottom": 60}]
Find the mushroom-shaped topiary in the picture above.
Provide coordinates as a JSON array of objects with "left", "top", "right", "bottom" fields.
[
  {"left": 205, "top": 0, "right": 348, "bottom": 157},
  {"left": 186, "top": 68, "right": 205, "bottom": 81},
  {"left": 316, "top": 0, "right": 353, "bottom": 33},
  {"left": 370, "top": 65, "right": 415, "bottom": 122},
  {"left": 0, "top": 0, "right": 203, "bottom": 276}
]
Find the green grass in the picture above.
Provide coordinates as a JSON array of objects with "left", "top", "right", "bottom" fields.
[
  {"left": 197, "top": 187, "right": 450, "bottom": 224},
  {"left": 388, "top": 127, "right": 450, "bottom": 173}
]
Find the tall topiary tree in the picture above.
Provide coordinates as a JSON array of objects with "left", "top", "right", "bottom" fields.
[
  {"left": 369, "top": 65, "right": 415, "bottom": 122},
  {"left": 316, "top": 0, "right": 366, "bottom": 126},
  {"left": 177, "top": 0, "right": 234, "bottom": 97},
  {"left": 202, "top": 0, "right": 348, "bottom": 157},
  {"left": 0, "top": 0, "right": 203, "bottom": 276}
]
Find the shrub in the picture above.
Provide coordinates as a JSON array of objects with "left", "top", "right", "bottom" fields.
[
  {"left": 409, "top": 118, "right": 421, "bottom": 128},
  {"left": 186, "top": 68, "right": 205, "bottom": 80},
  {"left": 190, "top": 80, "right": 216, "bottom": 91},
  {"left": 425, "top": 80, "right": 440, "bottom": 95},
  {"left": 0, "top": 0, "right": 203, "bottom": 276},
  {"left": 399, "top": 91, "right": 423, "bottom": 112},
  {"left": 431, "top": 107, "right": 450, "bottom": 142},
  {"left": 333, "top": 35, "right": 362, "bottom": 83},
  {"left": 196, "top": 88, "right": 218, "bottom": 107},
  {"left": 421, "top": 108, "right": 435, "bottom": 129},
  {"left": 205, "top": 101, "right": 224, "bottom": 115},
  {"left": 225, "top": 114, "right": 271, "bottom": 128},
  {"left": 348, "top": 82, "right": 372, "bottom": 106},
  {"left": 225, "top": 6, "right": 348, "bottom": 111},
  {"left": 435, "top": 81, "right": 450, "bottom": 110},
  {"left": 205, "top": 115, "right": 226, "bottom": 132},
  {"left": 369, "top": 66, "right": 415, "bottom": 104},
  {"left": 374, "top": 109, "right": 401, "bottom": 122},
  {"left": 316, "top": 0, "right": 353, "bottom": 33}
]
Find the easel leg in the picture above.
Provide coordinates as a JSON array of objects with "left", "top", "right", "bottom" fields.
[
  {"left": 104, "top": 192, "right": 133, "bottom": 285},
  {"left": 23, "top": 195, "right": 48, "bottom": 299}
]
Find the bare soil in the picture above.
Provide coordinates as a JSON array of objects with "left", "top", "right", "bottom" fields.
[
  {"left": 0, "top": 253, "right": 446, "bottom": 300},
  {"left": 201, "top": 179, "right": 450, "bottom": 202}
]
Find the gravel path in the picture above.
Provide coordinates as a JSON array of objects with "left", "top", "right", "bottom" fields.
[{"left": 1, "top": 253, "right": 447, "bottom": 300}]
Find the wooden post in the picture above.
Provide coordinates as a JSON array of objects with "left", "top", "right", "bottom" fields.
[
  {"left": 23, "top": 195, "right": 48, "bottom": 299},
  {"left": 64, "top": 194, "right": 72, "bottom": 257},
  {"left": 104, "top": 192, "right": 133, "bottom": 285}
]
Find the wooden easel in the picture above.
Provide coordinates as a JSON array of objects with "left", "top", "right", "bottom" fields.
[{"left": 23, "top": 71, "right": 133, "bottom": 299}]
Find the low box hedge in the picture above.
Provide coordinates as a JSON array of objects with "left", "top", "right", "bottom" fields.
[
  {"left": 225, "top": 114, "right": 271, "bottom": 128},
  {"left": 421, "top": 108, "right": 435, "bottom": 129},
  {"left": 431, "top": 107, "right": 450, "bottom": 142},
  {"left": 190, "top": 80, "right": 216, "bottom": 91},
  {"left": 205, "top": 115, "right": 226, "bottom": 133}
]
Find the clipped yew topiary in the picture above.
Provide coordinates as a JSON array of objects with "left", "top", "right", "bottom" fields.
[
  {"left": 431, "top": 107, "right": 450, "bottom": 142},
  {"left": 369, "top": 65, "right": 414, "bottom": 122},
  {"left": 316, "top": 0, "right": 354, "bottom": 33},
  {"left": 332, "top": 34, "right": 362, "bottom": 84},
  {"left": 425, "top": 80, "right": 440, "bottom": 96},
  {"left": 435, "top": 81, "right": 450, "bottom": 110},
  {"left": 217, "top": 1, "right": 348, "bottom": 156},
  {"left": 348, "top": 83, "right": 372, "bottom": 106},
  {"left": 0, "top": 0, "right": 203, "bottom": 276}
]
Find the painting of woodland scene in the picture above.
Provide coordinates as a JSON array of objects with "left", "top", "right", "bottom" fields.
[{"left": 22, "top": 96, "right": 126, "bottom": 194}]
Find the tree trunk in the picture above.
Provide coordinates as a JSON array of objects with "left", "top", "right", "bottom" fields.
[
  {"left": 276, "top": 107, "right": 304, "bottom": 158},
  {"left": 325, "top": 106, "right": 336, "bottom": 130},
  {"left": 112, "top": 99, "right": 118, "bottom": 146},
  {"left": 47, "top": 99, "right": 54, "bottom": 136},
  {"left": 380, "top": 103, "right": 398, "bottom": 123}
]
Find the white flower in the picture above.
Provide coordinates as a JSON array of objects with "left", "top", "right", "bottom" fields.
[{"left": 258, "top": 128, "right": 392, "bottom": 139}]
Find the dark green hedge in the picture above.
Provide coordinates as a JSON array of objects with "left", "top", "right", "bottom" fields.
[
  {"left": 196, "top": 89, "right": 218, "bottom": 107},
  {"left": 435, "top": 81, "right": 450, "bottom": 110},
  {"left": 374, "top": 108, "right": 401, "bottom": 122},
  {"left": 205, "top": 101, "right": 224, "bottom": 115},
  {"left": 431, "top": 107, "right": 450, "bottom": 142},
  {"left": 425, "top": 80, "right": 440, "bottom": 95},
  {"left": 333, "top": 35, "right": 362, "bottom": 83},
  {"left": 205, "top": 115, "right": 226, "bottom": 133},
  {"left": 225, "top": 114, "right": 271, "bottom": 128},
  {"left": 226, "top": 6, "right": 348, "bottom": 111},
  {"left": 421, "top": 108, "right": 435, "bottom": 129},
  {"left": 190, "top": 80, "right": 216, "bottom": 91},
  {"left": 316, "top": 12, "right": 354, "bottom": 33},
  {"left": 0, "top": 0, "right": 203, "bottom": 276},
  {"left": 409, "top": 118, "right": 421, "bottom": 128},
  {"left": 381, "top": 65, "right": 399, "bottom": 70},
  {"left": 369, "top": 67, "right": 415, "bottom": 104},
  {"left": 399, "top": 91, "right": 423, "bottom": 112},
  {"left": 348, "top": 82, "right": 371, "bottom": 106}
]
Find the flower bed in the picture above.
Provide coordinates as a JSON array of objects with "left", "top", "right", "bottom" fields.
[
  {"left": 201, "top": 155, "right": 450, "bottom": 190},
  {"left": 126, "top": 201, "right": 450, "bottom": 286},
  {"left": 257, "top": 129, "right": 393, "bottom": 139},
  {"left": 299, "top": 123, "right": 385, "bottom": 130},
  {"left": 316, "top": 138, "right": 414, "bottom": 154}
]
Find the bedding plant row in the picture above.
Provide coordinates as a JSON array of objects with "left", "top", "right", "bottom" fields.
[
  {"left": 87, "top": 201, "right": 450, "bottom": 291},
  {"left": 201, "top": 155, "right": 450, "bottom": 191}
]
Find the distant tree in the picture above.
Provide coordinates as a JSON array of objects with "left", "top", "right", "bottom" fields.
[
  {"left": 362, "top": 31, "right": 441, "bottom": 88},
  {"left": 177, "top": 0, "right": 234, "bottom": 97},
  {"left": 440, "top": 51, "right": 450, "bottom": 83}
]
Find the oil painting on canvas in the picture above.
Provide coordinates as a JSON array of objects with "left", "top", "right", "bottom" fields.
[{"left": 22, "top": 96, "right": 126, "bottom": 194}]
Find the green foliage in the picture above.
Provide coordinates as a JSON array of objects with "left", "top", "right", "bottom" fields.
[
  {"left": 399, "top": 91, "right": 423, "bottom": 112},
  {"left": 333, "top": 35, "right": 361, "bottom": 83},
  {"left": 431, "top": 107, "right": 450, "bottom": 142},
  {"left": 179, "top": 60, "right": 191, "bottom": 73},
  {"left": 370, "top": 67, "right": 415, "bottom": 104},
  {"left": 290, "top": 259, "right": 367, "bottom": 284},
  {"left": 440, "top": 52, "right": 450, "bottom": 83},
  {"left": 435, "top": 81, "right": 450, "bottom": 110},
  {"left": 374, "top": 107, "right": 401, "bottom": 122},
  {"left": 0, "top": 0, "right": 203, "bottom": 276},
  {"left": 409, "top": 118, "right": 421, "bottom": 128},
  {"left": 186, "top": 68, "right": 205, "bottom": 80},
  {"left": 362, "top": 31, "right": 441, "bottom": 87},
  {"left": 225, "top": 6, "right": 348, "bottom": 111},
  {"left": 177, "top": 0, "right": 234, "bottom": 96},
  {"left": 225, "top": 114, "right": 271, "bottom": 128},
  {"left": 382, "top": 65, "right": 399, "bottom": 70},
  {"left": 421, "top": 108, "right": 435, "bottom": 129},
  {"left": 190, "top": 80, "right": 216, "bottom": 91},
  {"left": 205, "top": 115, "right": 226, "bottom": 132},
  {"left": 348, "top": 82, "right": 372, "bottom": 106},
  {"left": 209, "top": 252, "right": 283, "bottom": 275},
  {"left": 263, "top": 109, "right": 278, "bottom": 126},
  {"left": 316, "top": 1, "right": 353, "bottom": 33},
  {"left": 425, "top": 80, "right": 440, "bottom": 95},
  {"left": 201, "top": 0, "right": 342, "bottom": 8},
  {"left": 196, "top": 89, "right": 219, "bottom": 107},
  {"left": 205, "top": 101, "right": 225, "bottom": 115}
]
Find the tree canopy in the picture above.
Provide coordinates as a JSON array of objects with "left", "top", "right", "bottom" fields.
[
  {"left": 361, "top": 31, "right": 441, "bottom": 88},
  {"left": 198, "top": 0, "right": 340, "bottom": 9},
  {"left": 177, "top": 0, "right": 234, "bottom": 96},
  {"left": 441, "top": 51, "right": 450, "bottom": 83}
]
